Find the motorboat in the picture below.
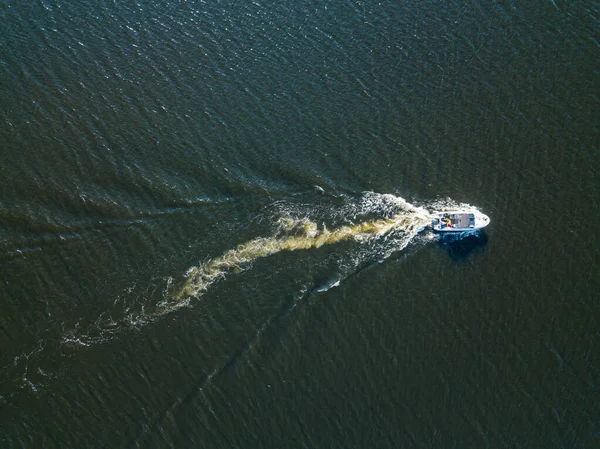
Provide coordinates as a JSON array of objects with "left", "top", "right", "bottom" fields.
[{"left": 431, "top": 210, "right": 490, "bottom": 232}]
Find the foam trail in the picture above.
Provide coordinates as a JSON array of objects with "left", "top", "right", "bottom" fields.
[{"left": 163, "top": 201, "right": 431, "bottom": 313}]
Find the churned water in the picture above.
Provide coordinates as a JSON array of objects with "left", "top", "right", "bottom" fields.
[{"left": 1, "top": 0, "right": 598, "bottom": 447}]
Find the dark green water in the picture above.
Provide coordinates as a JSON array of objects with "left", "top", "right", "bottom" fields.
[{"left": 1, "top": 0, "right": 598, "bottom": 447}]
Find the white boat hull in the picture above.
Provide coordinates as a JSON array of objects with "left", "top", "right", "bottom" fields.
[{"left": 432, "top": 211, "right": 490, "bottom": 232}]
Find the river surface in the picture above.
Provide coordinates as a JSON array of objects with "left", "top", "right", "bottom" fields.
[{"left": 1, "top": 1, "right": 598, "bottom": 447}]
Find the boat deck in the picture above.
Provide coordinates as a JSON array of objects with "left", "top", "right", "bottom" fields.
[
  {"left": 432, "top": 210, "right": 489, "bottom": 232},
  {"left": 433, "top": 212, "right": 476, "bottom": 231}
]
